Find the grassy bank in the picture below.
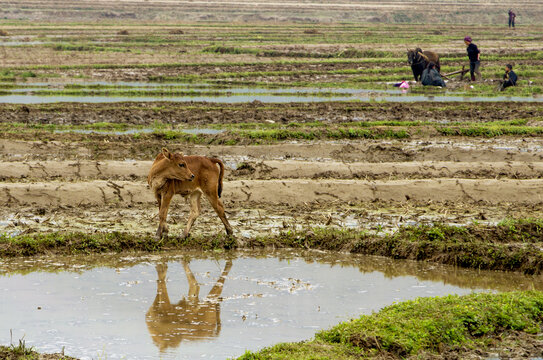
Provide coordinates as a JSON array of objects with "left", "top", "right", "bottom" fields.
[
  {"left": 0, "top": 340, "right": 75, "bottom": 360},
  {"left": 2, "top": 219, "right": 543, "bottom": 274},
  {"left": 238, "top": 291, "right": 543, "bottom": 359}
]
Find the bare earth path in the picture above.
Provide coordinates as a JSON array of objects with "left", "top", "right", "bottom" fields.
[{"left": 2, "top": 136, "right": 543, "bottom": 238}]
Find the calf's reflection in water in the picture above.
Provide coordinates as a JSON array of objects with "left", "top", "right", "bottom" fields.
[{"left": 146, "top": 259, "right": 233, "bottom": 352}]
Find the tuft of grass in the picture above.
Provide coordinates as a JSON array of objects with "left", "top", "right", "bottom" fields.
[
  {"left": 203, "top": 45, "right": 259, "bottom": 55},
  {"left": 0, "top": 337, "right": 77, "bottom": 359},
  {"left": 19, "top": 71, "right": 37, "bottom": 79},
  {"left": 9, "top": 339, "right": 35, "bottom": 357}
]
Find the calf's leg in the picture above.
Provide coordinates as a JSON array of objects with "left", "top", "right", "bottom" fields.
[
  {"left": 204, "top": 191, "right": 233, "bottom": 236},
  {"left": 183, "top": 191, "right": 202, "bottom": 238},
  {"left": 156, "top": 191, "right": 173, "bottom": 240}
]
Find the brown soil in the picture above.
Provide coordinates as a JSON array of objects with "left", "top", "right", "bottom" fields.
[
  {"left": 413, "top": 331, "right": 543, "bottom": 360},
  {"left": 3, "top": 136, "right": 543, "bottom": 163},
  {"left": 3, "top": 159, "right": 543, "bottom": 181},
  {"left": 2, "top": 143, "right": 543, "bottom": 238},
  {"left": 2, "top": 127, "right": 543, "bottom": 238},
  {"left": 3, "top": 178, "right": 543, "bottom": 208},
  {"left": 2, "top": 102, "right": 543, "bottom": 126}
]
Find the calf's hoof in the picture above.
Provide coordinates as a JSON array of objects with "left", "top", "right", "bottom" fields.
[{"left": 155, "top": 228, "right": 168, "bottom": 241}]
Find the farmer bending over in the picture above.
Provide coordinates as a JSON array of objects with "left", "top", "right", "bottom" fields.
[
  {"left": 499, "top": 64, "right": 517, "bottom": 91},
  {"left": 421, "top": 62, "right": 446, "bottom": 87},
  {"left": 464, "top": 36, "right": 481, "bottom": 82}
]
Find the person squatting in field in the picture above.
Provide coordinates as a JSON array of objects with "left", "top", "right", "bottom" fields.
[
  {"left": 464, "top": 36, "right": 481, "bottom": 82},
  {"left": 499, "top": 64, "right": 518, "bottom": 91},
  {"left": 508, "top": 9, "right": 516, "bottom": 28},
  {"left": 421, "top": 62, "right": 446, "bottom": 87}
]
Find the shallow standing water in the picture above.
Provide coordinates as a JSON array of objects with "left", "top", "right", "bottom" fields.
[
  {"left": 2, "top": 93, "right": 543, "bottom": 104},
  {"left": 1, "top": 81, "right": 542, "bottom": 103},
  {"left": 1, "top": 250, "right": 541, "bottom": 359}
]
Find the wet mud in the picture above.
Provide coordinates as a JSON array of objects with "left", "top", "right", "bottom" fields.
[
  {"left": 2, "top": 134, "right": 543, "bottom": 239},
  {"left": 1, "top": 102, "right": 543, "bottom": 126}
]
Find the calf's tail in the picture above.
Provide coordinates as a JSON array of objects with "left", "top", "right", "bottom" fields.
[{"left": 209, "top": 158, "right": 225, "bottom": 198}]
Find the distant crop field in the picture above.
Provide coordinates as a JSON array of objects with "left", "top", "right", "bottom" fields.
[{"left": 0, "top": 0, "right": 542, "bottom": 24}]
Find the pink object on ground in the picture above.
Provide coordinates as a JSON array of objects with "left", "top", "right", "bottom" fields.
[{"left": 399, "top": 81, "right": 410, "bottom": 89}]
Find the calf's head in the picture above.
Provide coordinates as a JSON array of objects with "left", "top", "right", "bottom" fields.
[{"left": 149, "top": 148, "right": 194, "bottom": 186}]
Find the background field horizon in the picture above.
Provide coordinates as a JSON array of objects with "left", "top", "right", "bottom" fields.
[{"left": 1, "top": 0, "right": 542, "bottom": 25}]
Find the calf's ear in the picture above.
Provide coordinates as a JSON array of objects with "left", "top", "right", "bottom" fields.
[{"left": 162, "top": 147, "right": 172, "bottom": 160}]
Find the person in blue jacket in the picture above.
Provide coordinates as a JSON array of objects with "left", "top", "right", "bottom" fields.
[
  {"left": 499, "top": 64, "right": 518, "bottom": 91},
  {"left": 464, "top": 36, "right": 481, "bottom": 81},
  {"left": 421, "top": 62, "right": 446, "bottom": 87}
]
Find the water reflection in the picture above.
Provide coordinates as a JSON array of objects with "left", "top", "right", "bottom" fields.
[
  {"left": 1, "top": 250, "right": 541, "bottom": 292},
  {"left": 146, "top": 260, "right": 232, "bottom": 352},
  {"left": 0, "top": 250, "right": 542, "bottom": 359}
]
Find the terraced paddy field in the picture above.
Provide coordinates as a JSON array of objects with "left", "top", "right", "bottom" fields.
[{"left": 2, "top": 7, "right": 543, "bottom": 360}]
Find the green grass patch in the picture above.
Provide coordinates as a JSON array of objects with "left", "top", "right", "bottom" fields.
[
  {"left": 3, "top": 118, "right": 543, "bottom": 143},
  {"left": 319, "top": 291, "right": 543, "bottom": 357},
  {"left": 0, "top": 339, "right": 75, "bottom": 360},
  {"left": 2, "top": 219, "right": 543, "bottom": 274},
  {"left": 437, "top": 125, "right": 543, "bottom": 137},
  {"left": 52, "top": 43, "right": 130, "bottom": 53}
]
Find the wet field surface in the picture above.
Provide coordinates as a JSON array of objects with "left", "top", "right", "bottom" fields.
[
  {"left": 1, "top": 250, "right": 541, "bottom": 359},
  {"left": 2, "top": 81, "right": 543, "bottom": 103}
]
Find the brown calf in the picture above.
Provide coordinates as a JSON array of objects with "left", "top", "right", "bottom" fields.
[{"left": 148, "top": 148, "right": 233, "bottom": 239}]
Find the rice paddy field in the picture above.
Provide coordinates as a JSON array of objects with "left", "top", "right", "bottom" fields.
[{"left": 1, "top": 1, "right": 543, "bottom": 359}]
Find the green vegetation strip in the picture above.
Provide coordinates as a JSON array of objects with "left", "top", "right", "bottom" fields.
[
  {"left": 2, "top": 219, "right": 543, "bottom": 274},
  {"left": 239, "top": 291, "right": 543, "bottom": 359},
  {"left": 3, "top": 119, "right": 543, "bottom": 144}
]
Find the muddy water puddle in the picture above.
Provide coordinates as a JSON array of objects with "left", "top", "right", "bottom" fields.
[
  {"left": 3, "top": 94, "right": 543, "bottom": 104},
  {"left": 1, "top": 250, "right": 541, "bottom": 359},
  {"left": 1, "top": 81, "right": 543, "bottom": 103}
]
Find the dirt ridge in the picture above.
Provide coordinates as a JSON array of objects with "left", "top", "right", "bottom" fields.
[
  {"left": 3, "top": 139, "right": 543, "bottom": 163},
  {"left": 1, "top": 179, "right": 543, "bottom": 207},
  {"left": 2, "top": 160, "right": 543, "bottom": 181}
]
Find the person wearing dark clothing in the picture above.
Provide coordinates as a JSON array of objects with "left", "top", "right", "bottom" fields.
[
  {"left": 499, "top": 64, "right": 518, "bottom": 91},
  {"left": 508, "top": 9, "right": 516, "bottom": 28},
  {"left": 464, "top": 36, "right": 481, "bottom": 81},
  {"left": 421, "top": 62, "right": 446, "bottom": 87}
]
